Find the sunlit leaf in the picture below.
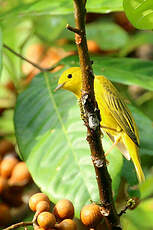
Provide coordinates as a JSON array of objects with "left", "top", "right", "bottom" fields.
[
  {"left": 0, "top": 0, "right": 123, "bottom": 20},
  {"left": 123, "top": 0, "right": 153, "bottom": 30}
]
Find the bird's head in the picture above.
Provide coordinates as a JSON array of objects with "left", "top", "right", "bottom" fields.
[{"left": 55, "top": 67, "right": 82, "bottom": 98}]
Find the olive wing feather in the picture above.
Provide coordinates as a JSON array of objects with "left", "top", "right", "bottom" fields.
[{"left": 102, "top": 80, "right": 139, "bottom": 146}]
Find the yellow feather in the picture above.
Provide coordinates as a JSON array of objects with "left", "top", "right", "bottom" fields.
[{"left": 56, "top": 67, "right": 145, "bottom": 183}]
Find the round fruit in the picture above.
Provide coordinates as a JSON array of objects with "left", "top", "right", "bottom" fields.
[
  {"left": 0, "top": 176, "right": 8, "bottom": 193},
  {"left": 37, "top": 212, "right": 56, "bottom": 228},
  {"left": 87, "top": 40, "right": 101, "bottom": 53},
  {"left": 36, "top": 201, "right": 50, "bottom": 213},
  {"left": 29, "top": 193, "right": 50, "bottom": 212},
  {"left": 34, "top": 226, "right": 46, "bottom": 230},
  {"left": 0, "top": 203, "right": 12, "bottom": 226},
  {"left": 55, "top": 219, "right": 77, "bottom": 230},
  {"left": 0, "top": 156, "right": 18, "bottom": 178},
  {"left": 53, "top": 199, "right": 74, "bottom": 220},
  {"left": 80, "top": 204, "right": 102, "bottom": 227},
  {"left": 8, "top": 162, "right": 31, "bottom": 185}
]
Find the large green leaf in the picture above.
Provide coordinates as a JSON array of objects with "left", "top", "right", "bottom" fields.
[
  {"left": 87, "top": 20, "right": 129, "bottom": 50},
  {"left": 33, "top": 15, "right": 69, "bottom": 43},
  {"left": 15, "top": 49, "right": 153, "bottom": 214},
  {"left": 0, "top": 28, "right": 2, "bottom": 76},
  {"left": 15, "top": 66, "right": 153, "bottom": 215},
  {"left": 0, "top": 0, "right": 123, "bottom": 20},
  {"left": 119, "top": 31, "right": 153, "bottom": 57},
  {"left": 14, "top": 72, "right": 123, "bottom": 217},
  {"left": 123, "top": 0, "right": 153, "bottom": 30},
  {"left": 59, "top": 56, "right": 153, "bottom": 91},
  {"left": 122, "top": 198, "right": 153, "bottom": 229}
]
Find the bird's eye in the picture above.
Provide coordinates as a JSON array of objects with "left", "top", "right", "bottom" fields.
[{"left": 67, "top": 74, "right": 72, "bottom": 79}]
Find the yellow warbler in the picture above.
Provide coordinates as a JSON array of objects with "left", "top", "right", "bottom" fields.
[{"left": 55, "top": 67, "right": 145, "bottom": 183}]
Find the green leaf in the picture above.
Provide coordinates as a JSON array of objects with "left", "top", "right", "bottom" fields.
[
  {"left": 129, "top": 105, "right": 153, "bottom": 157},
  {"left": 33, "top": 15, "right": 69, "bottom": 43},
  {"left": 119, "top": 31, "right": 153, "bottom": 57},
  {"left": 0, "top": 0, "right": 123, "bottom": 20},
  {"left": 0, "top": 109, "right": 14, "bottom": 136},
  {"left": 121, "top": 104, "right": 153, "bottom": 188},
  {"left": 59, "top": 56, "right": 153, "bottom": 91},
  {"left": 0, "top": 28, "right": 2, "bottom": 77},
  {"left": 14, "top": 72, "right": 123, "bottom": 217},
  {"left": 1, "top": 19, "right": 32, "bottom": 84},
  {"left": 139, "top": 176, "right": 153, "bottom": 199},
  {"left": 123, "top": 198, "right": 153, "bottom": 228},
  {"left": 87, "top": 20, "right": 129, "bottom": 50},
  {"left": 123, "top": 0, "right": 153, "bottom": 30},
  {"left": 87, "top": 0, "right": 123, "bottom": 13},
  {"left": 140, "top": 99, "right": 153, "bottom": 121}
]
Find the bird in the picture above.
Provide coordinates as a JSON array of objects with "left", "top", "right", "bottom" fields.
[{"left": 55, "top": 67, "right": 145, "bottom": 183}]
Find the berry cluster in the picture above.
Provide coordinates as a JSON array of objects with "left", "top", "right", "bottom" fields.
[
  {"left": 0, "top": 139, "right": 31, "bottom": 227},
  {"left": 29, "top": 193, "right": 77, "bottom": 230}
]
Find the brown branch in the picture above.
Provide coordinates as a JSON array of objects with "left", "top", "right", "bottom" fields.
[
  {"left": 3, "top": 221, "right": 33, "bottom": 230},
  {"left": 66, "top": 24, "right": 82, "bottom": 35},
  {"left": 3, "top": 44, "right": 58, "bottom": 72},
  {"left": 70, "top": 0, "right": 121, "bottom": 229}
]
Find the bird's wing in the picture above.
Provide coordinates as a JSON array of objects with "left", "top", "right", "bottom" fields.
[{"left": 102, "top": 80, "right": 139, "bottom": 147}]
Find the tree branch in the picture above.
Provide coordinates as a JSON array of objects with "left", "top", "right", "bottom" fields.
[
  {"left": 3, "top": 44, "right": 58, "bottom": 72},
  {"left": 3, "top": 221, "right": 33, "bottom": 230},
  {"left": 70, "top": 0, "right": 121, "bottom": 229}
]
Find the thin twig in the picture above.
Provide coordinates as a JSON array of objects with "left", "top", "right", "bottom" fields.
[
  {"left": 3, "top": 221, "right": 33, "bottom": 230},
  {"left": 71, "top": 0, "right": 121, "bottom": 229},
  {"left": 66, "top": 24, "right": 82, "bottom": 35},
  {"left": 3, "top": 44, "right": 58, "bottom": 72},
  {"left": 118, "top": 199, "right": 137, "bottom": 216}
]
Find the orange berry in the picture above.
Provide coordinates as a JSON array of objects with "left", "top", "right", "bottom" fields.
[
  {"left": 34, "top": 226, "right": 45, "bottom": 230},
  {"left": 55, "top": 219, "right": 77, "bottom": 230},
  {"left": 80, "top": 204, "right": 102, "bottom": 227},
  {"left": 0, "top": 203, "right": 12, "bottom": 226},
  {"left": 29, "top": 193, "right": 50, "bottom": 212},
  {"left": 87, "top": 40, "right": 101, "bottom": 53},
  {"left": 53, "top": 199, "right": 74, "bottom": 220},
  {"left": 36, "top": 201, "right": 50, "bottom": 214},
  {"left": 8, "top": 162, "right": 31, "bottom": 185},
  {"left": 0, "top": 156, "right": 18, "bottom": 178},
  {"left": 37, "top": 212, "right": 56, "bottom": 228},
  {"left": 0, "top": 176, "right": 8, "bottom": 193}
]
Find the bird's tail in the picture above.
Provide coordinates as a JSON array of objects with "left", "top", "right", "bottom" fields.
[
  {"left": 123, "top": 134, "right": 145, "bottom": 183},
  {"left": 131, "top": 152, "right": 145, "bottom": 183}
]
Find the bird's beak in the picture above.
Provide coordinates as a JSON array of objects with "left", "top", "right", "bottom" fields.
[{"left": 54, "top": 82, "right": 65, "bottom": 92}]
